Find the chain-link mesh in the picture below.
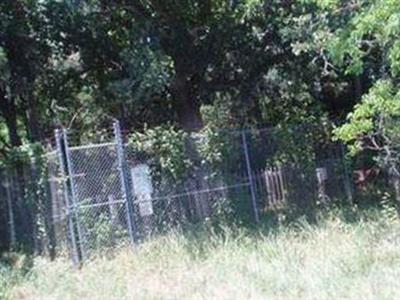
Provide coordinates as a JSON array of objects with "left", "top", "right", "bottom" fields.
[
  {"left": 44, "top": 151, "right": 70, "bottom": 257},
  {"left": 245, "top": 127, "right": 352, "bottom": 216},
  {"left": 67, "top": 142, "right": 131, "bottom": 258},
  {"left": 0, "top": 168, "right": 15, "bottom": 251},
  {"left": 123, "top": 131, "right": 254, "bottom": 239},
  {"left": 0, "top": 123, "right": 366, "bottom": 264},
  {"left": 0, "top": 150, "right": 70, "bottom": 257}
]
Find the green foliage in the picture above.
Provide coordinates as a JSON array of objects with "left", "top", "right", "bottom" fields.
[
  {"left": 196, "top": 98, "right": 238, "bottom": 168},
  {"left": 307, "top": 0, "right": 341, "bottom": 9},
  {"left": 3, "top": 208, "right": 400, "bottom": 300},
  {"left": 380, "top": 191, "right": 399, "bottom": 223},
  {"left": 0, "top": 0, "right": 364, "bottom": 152},
  {"left": 389, "top": 41, "right": 400, "bottom": 76},
  {"left": 79, "top": 208, "right": 128, "bottom": 251},
  {"left": 268, "top": 127, "right": 317, "bottom": 167},
  {"left": 334, "top": 80, "right": 400, "bottom": 156},
  {"left": 5, "top": 0, "right": 400, "bottom": 258},
  {"left": 127, "top": 100, "right": 241, "bottom": 180},
  {"left": 264, "top": 121, "right": 331, "bottom": 168},
  {"left": 334, "top": 80, "right": 400, "bottom": 204},
  {"left": 128, "top": 125, "right": 191, "bottom": 180},
  {"left": 0, "top": 47, "right": 7, "bottom": 78},
  {"left": 0, "top": 255, "right": 27, "bottom": 300},
  {"left": 0, "top": 143, "right": 45, "bottom": 168},
  {"left": 326, "top": 0, "right": 400, "bottom": 76}
]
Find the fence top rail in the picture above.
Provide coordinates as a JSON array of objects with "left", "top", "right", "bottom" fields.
[
  {"left": 43, "top": 150, "right": 57, "bottom": 157},
  {"left": 69, "top": 142, "right": 116, "bottom": 151}
]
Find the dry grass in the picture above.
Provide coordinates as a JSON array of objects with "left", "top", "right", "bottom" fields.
[{"left": 3, "top": 208, "right": 400, "bottom": 300}]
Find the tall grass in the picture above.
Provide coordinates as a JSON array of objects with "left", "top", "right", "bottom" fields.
[{"left": 2, "top": 207, "right": 400, "bottom": 300}]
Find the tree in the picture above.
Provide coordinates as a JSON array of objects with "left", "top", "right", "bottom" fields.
[
  {"left": 0, "top": 0, "right": 61, "bottom": 148},
  {"left": 96, "top": 0, "right": 317, "bottom": 130},
  {"left": 334, "top": 81, "right": 400, "bottom": 201},
  {"left": 330, "top": 0, "right": 400, "bottom": 201}
]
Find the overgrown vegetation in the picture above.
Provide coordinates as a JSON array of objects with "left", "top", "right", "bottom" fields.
[
  {"left": 2, "top": 0, "right": 400, "bottom": 276},
  {"left": 1, "top": 206, "right": 400, "bottom": 300},
  {"left": 2, "top": 0, "right": 399, "bottom": 146},
  {"left": 334, "top": 81, "right": 400, "bottom": 201}
]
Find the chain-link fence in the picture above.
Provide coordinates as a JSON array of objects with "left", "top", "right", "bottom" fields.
[{"left": 0, "top": 122, "right": 356, "bottom": 264}]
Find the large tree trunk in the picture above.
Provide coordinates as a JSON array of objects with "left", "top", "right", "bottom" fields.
[
  {"left": 171, "top": 60, "right": 203, "bottom": 131},
  {"left": 0, "top": 0, "right": 41, "bottom": 254},
  {"left": 354, "top": 76, "right": 362, "bottom": 100},
  {"left": 173, "top": 79, "right": 203, "bottom": 131},
  {"left": 5, "top": 0, "right": 41, "bottom": 144},
  {"left": 25, "top": 92, "right": 42, "bottom": 142}
]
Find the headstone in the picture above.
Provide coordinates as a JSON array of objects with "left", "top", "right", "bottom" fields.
[{"left": 130, "top": 164, "right": 153, "bottom": 217}]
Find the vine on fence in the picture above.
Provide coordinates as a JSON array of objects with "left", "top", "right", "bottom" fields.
[
  {"left": 127, "top": 124, "right": 191, "bottom": 180},
  {"left": 0, "top": 142, "right": 56, "bottom": 254}
]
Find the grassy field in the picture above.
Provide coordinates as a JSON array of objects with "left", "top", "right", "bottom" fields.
[{"left": 2, "top": 206, "right": 400, "bottom": 300}]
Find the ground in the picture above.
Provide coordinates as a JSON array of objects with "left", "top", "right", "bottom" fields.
[{"left": 1, "top": 206, "right": 400, "bottom": 300}]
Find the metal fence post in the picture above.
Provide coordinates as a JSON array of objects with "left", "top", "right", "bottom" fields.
[
  {"left": 113, "top": 120, "right": 137, "bottom": 244},
  {"left": 340, "top": 144, "right": 353, "bottom": 204},
  {"left": 62, "top": 128, "right": 86, "bottom": 262},
  {"left": 241, "top": 130, "right": 260, "bottom": 223},
  {"left": 55, "top": 129, "right": 80, "bottom": 266},
  {"left": 4, "top": 174, "right": 16, "bottom": 250}
]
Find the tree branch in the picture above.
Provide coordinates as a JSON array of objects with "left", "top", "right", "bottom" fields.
[{"left": 111, "top": 0, "right": 153, "bottom": 21}]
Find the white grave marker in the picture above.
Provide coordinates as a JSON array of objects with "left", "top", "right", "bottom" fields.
[
  {"left": 130, "top": 164, "right": 154, "bottom": 216},
  {"left": 316, "top": 167, "right": 328, "bottom": 183}
]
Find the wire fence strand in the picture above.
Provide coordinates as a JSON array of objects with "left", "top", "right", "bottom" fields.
[{"left": 0, "top": 122, "right": 364, "bottom": 264}]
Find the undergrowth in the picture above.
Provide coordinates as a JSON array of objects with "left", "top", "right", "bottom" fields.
[{"left": 1, "top": 205, "right": 400, "bottom": 300}]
